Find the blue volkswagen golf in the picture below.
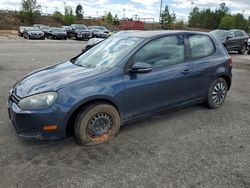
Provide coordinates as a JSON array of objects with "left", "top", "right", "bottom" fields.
[{"left": 7, "top": 31, "right": 232, "bottom": 145}]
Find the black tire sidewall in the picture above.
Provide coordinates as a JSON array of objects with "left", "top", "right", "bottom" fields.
[
  {"left": 207, "top": 78, "right": 228, "bottom": 109},
  {"left": 239, "top": 44, "right": 247, "bottom": 54},
  {"left": 74, "top": 103, "right": 120, "bottom": 145}
]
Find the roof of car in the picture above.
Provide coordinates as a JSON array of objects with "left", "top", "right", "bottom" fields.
[
  {"left": 229, "top": 29, "right": 245, "bottom": 32},
  {"left": 116, "top": 30, "right": 209, "bottom": 38}
]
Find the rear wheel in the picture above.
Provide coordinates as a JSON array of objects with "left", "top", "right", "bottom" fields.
[
  {"left": 74, "top": 103, "right": 121, "bottom": 145},
  {"left": 205, "top": 78, "right": 228, "bottom": 109},
  {"left": 238, "top": 44, "right": 247, "bottom": 54}
]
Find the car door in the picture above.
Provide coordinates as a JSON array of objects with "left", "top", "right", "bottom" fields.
[
  {"left": 186, "top": 34, "right": 217, "bottom": 99},
  {"left": 236, "top": 31, "right": 248, "bottom": 47},
  {"left": 123, "top": 34, "right": 193, "bottom": 120},
  {"left": 234, "top": 31, "right": 244, "bottom": 48},
  {"left": 225, "top": 31, "right": 237, "bottom": 50}
]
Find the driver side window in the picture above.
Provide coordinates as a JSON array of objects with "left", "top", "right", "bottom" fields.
[
  {"left": 228, "top": 31, "right": 235, "bottom": 38},
  {"left": 132, "top": 35, "right": 185, "bottom": 69}
]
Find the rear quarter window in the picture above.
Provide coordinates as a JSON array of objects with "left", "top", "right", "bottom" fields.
[
  {"left": 235, "top": 31, "right": 244, "bottom": 37},
  {"left": 189, "top": 34, "right": 215, "bottom": 59}
]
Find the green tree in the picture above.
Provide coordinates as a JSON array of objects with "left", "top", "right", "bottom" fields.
[
  {"left": 188, "top": 7, "right": 200, "bottom": 27},
  {"left": 75, "top": 4, "right": 83, "bottom": 19},
  {"left": 234, "top": 13, "right": 247, "bottom": 30},
  {"left": 199, "top": 8, "right": 214, "bottom": 28},
  {"left": 248, "top": 16, "right": 250, "bottom": 32},
  {"left": 113, "top": 14, "right": 119, "bottom": 26},
  {"left": 20, "top": 0, "right": 41, "bottom": 24},
  {"left": 187, "top": 2, "right": 249, "bottom": 30},
  {"left": 64, "top": 5, "right": 76, "bottom": 25},
  {"left": 213, "top": 3, "right": 230, "bottom": 29},
  {"left": 53, "top": 11, "right": 63, "bottom": 20},
  {"left": 105, "top": 12, "right": 113, "bottom": 24},
  {"left": 160, "top": 6, "right": 176, "bottom": 30},
  {"left": 219, "top": 14, "right": 235, "bottom": 29}
]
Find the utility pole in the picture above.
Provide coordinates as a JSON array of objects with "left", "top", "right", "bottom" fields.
[
  {"left": 123, "top": 9, "right": 126, "bottom": 19},
  {"left": 159, "top": 0, "right": 163, "bottom": 23}
]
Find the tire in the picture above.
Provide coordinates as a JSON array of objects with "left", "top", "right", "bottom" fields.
[
  {"left": 238, "top": 44, "right": 247, "bottom": 54},
  {"left": 205, "top": 78, "right": 228, "bottom": 109},
  {"left": 74, "top": 103, "right": 121, "bottom": 145}
]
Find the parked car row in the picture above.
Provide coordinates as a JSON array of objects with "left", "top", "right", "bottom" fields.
[
  {"left": 209, "top": 29, "right": 250, "bottom": 54},
  {"left": 18, "top": 24, "right": 110, "bottom": 40}
]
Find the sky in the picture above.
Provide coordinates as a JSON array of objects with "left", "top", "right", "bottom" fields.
[{"left": 0, "top": 0, "right": 250, "bottom": 22}]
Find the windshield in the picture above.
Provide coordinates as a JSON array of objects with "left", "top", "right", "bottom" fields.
[
  {"left": 27, "top": 27, "right": 41, "bottom": 31},
  {"left": 51, "top": 28, "right": 65, "bottom": 32},
  {"left": 210, "top": 30, "right": 228, "bottom": 40},
  {"left": 74, "top": 37, "right": 143, "bottom": 70},
  {"left": 75, "top": 25, "right": 87, "bottom": 30},
  {"left": 92, "top": 29, "right": 102, "bottom": 32},
  {"left": 98, "top": 26, "right": 106, "bottom": 30},
  {"left": 41, "top": 26, "right": 50, "bottom": 30}
]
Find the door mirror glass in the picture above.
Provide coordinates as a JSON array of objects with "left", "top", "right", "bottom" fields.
[{"left": 130, "top": 62, "right": 152, "bottom": 74}]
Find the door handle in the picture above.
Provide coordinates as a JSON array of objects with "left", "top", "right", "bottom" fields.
[{"left": 181, "top": 69, "right": 191, "bottom": 74}]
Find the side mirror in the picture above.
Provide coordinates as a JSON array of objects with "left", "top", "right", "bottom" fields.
[{"left": 129, "top": 62, "right": 152, "bottom": 74}]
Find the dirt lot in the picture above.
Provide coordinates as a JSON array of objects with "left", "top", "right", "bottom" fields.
[{"left": 0, "top": 38, "right": 250, "bottom": 188}]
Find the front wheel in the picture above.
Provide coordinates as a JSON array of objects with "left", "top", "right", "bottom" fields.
[
  {"left": 205, "top": 78, "right": 228, "bottom": 109},
  {"left": 74, "top": 103, "right": 121, "bottom": 145},
  {"left": 238, "top": 44, "right": 247, "bottom": 54}
]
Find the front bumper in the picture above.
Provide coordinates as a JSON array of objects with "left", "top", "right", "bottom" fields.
[
  {"left": 96, "top": 34, "right": 108, "bottom": 38},
  {"left": 52, "top": 34, "right": 67, "bottom": 39},
  {"left": 7, "top": 97, "right": 67, "bottom": 140},
  {"left": 76, "top": 33, "right": 92, "bottom": 40},
  {"left": 29, "top": 34, "right": 45, "bottom": 39}
]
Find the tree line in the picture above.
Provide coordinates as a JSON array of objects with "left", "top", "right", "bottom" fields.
[
  {"left": 19, "top": 0, "right": 119, "bottom": 26},
  {"left": 189, "top": 3, "right": 250, "bottom": 31},
  {"left": 19, "top": 0, "right": 250, "bottom": 31}
]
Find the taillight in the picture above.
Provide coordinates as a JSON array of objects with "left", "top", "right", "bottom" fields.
[{"left": 228, "top": 57, "right": 233, "bottom": 66}]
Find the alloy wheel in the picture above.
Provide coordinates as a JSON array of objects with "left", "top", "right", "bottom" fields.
[{"left": 212, "top": 82, "right": 226, "bottom": 105}]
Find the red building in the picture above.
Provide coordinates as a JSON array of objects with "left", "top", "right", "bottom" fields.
[{"left": 119, "top": 20, "right": 145, "bottom": 30}]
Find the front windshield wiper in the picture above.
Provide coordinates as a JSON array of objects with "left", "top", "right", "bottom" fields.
[
  {"left": 70, "top": 59, "right": 87, "bottom": 68},
  {"left": 70, "top": 58, "right": 76, "bottom": 64}
]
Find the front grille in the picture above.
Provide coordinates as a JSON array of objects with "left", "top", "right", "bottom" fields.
[
  {"left": 11, "top": 120, "right": 38, "bottom": 134},
  {"left": 19, "top": 125, "right": 38, "bottom": 134},
  {"left": 10, "top": 92, "right": 21, "bottom": 104}
]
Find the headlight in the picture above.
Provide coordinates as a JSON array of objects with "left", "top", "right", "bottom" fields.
[{"left": 18, "top": 92, "right": 58, "bottom": 110}]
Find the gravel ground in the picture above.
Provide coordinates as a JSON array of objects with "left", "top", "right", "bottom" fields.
[{"left": 0, "top": 38, "right": 250, "bottom": 188}]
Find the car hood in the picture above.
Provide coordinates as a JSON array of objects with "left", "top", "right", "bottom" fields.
[
  {"left": 76, "top": 29, "right": 90, "bottom": 33},
  {"left": 52, "top": 32, "right": 67, "bottom": 35},
  {"left": 14, "top": 61, "right": 101, "bottom": 98},
  {"left": 95, "top": 32, "right": 106, "bottom": 34}
]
